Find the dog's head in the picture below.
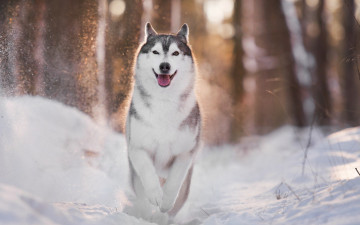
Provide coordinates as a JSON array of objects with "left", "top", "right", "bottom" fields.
[{"left": 135, "top": 23, "right": 194, "bottom": 91}]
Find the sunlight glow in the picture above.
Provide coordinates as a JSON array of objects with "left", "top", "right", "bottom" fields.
[
  {"left": 327, "top": 0, "right": 341, "bottom": 12},
  {"left": 326, "top": 128, "right": 360, "bottom": 180},
  {"left": 219, "top": 23, "right": 235, "bottom": 39},
  {"left": 109, "top": 0, "right": 126, "bottom": 17},
  {"left": 306, "top": 22, "right": 319, "bottom": 38},
  {"left": 332, "top": 160, "right": 360, "bottom": 180},
  {"left": 329, "top": 22, "right": 344, "bottom": 42},
  {"left": 356, "top": 0, "right": 360, "bottom": 21},
  {"left": 305, "top": 0, "right": 319, "bottom": 8},
  {"left": 204, "top": 0, "right": 234, "bottom": 25}
]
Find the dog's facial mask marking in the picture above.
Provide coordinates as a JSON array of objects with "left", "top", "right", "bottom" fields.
[{"left": 140, "top": 25, "right": 191, "bottom": 88}]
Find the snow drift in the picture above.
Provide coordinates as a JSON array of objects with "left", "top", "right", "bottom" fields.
[{"left": 0, "top": 96, "right": 360, "bottom": 225}]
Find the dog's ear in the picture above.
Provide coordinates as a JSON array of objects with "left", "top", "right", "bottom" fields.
[
  {"left": 145, "top": 22, "right": 157, "bottom": 39},
  {"left": 176, "top": 23, "right": 189, "bottom": 43}
]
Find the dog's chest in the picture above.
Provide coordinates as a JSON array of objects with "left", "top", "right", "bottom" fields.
[
  {"left": 135, "top": 98, "right": 195, "bottom": 147},
  {"left": 129, "top": 94, "right": 198, "bottom": 176}
]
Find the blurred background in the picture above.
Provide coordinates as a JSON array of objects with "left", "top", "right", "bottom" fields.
[{"left": 0, "top": 0, "right": 359, "bottom": 145}]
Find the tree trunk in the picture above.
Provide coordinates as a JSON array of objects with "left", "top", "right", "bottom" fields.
[
  {"left": 342, "top": 0, "right": 360, "bottom": 126},
  {"left": 0, "top": 1, "right": 17, "bottom": 94},
  {"left": 253, "top": 0, "right": 305, "bottom": 134},
  {"left": 110, "top": 0, "right": 143, "bottom": 131},
  {"left": 10, "top": 0, "right": 46, "bottom": 96},
  {"left": 33, "top": 0, "right": 46, "bottom": 95},
  {"left": 313, "top": 0, "right": 331, "bottom": 125},
  {"left": 151, "top": 0, "right": 171, "bottom": 32},
  {"left": 230, "top": 0, "right": 246, "bottom": 141},
  {"left": 44, "top": 0, "right": 99, "bottom": 116},
  {"left": 280, "top": 0, "right": 308, "bottom": 127},
  {"left": 11, "top": 1, "right": 25, "bottom": 95},
  {"left": 0, "top": 2, "right": 5, "bottom": 93},
  {"left": 171, "top": 0, "right": 181, "bottom": 32},
  {"left": 95, "top": 0, "right": 108, "bottom": 125}
]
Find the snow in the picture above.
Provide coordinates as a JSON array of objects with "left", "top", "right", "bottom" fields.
[
  {"left": 185, "top": 127, "right": 360, "bottom": 225},
  {"left": 1, "top": 96, "right": 360, "bottom": 225},
  {"left": 0, "top": 96, "right": 129, "bottom": 207}
]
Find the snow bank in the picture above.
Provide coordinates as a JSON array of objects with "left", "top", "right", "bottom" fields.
[
  {"left": 0, "top": 183, "right": 154, "bottom": 225},
  {"left": 180, "top": 126, "right": 360, "bottom": 224},
  {"left": 0, "top": 96, "right": 130, "bottom": 207},
  {"left": 1, "top": 96, "right": 360, "bottom": 225}
]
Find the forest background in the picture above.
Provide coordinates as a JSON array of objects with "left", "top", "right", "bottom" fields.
[{"left": 0, "top": 0, "right": 359, "bottom": 145}]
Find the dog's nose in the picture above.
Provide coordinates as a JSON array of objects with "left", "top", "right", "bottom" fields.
[{"left": 159, "top": 62, "right": 171, "bottom": 74}]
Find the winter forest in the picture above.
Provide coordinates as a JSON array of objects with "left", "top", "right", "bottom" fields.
[
  {"left": 1, "top": 0, "right": 360, "bottom": 225},
  {"left": 1, "top": 0, "right": 359, "bottom": 144}
]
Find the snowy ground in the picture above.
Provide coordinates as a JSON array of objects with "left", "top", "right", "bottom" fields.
[{"left": 0, "top": 96, "right": 360, "bottom": 225}]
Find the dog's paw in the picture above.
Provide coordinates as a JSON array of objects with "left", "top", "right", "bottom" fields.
[
  {"left": 160, "top": 195, "right": 174, "bottom": 213},
  {"left": 150, "top": 211, "right": 169, "bottom": 225},
  {"left": 146, "top": 186, "right": 163, "bottom": 207}
]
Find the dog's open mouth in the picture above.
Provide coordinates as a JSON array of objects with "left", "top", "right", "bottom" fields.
[{"left": 152, "top": 69, "right": 177, "bottom": 87}]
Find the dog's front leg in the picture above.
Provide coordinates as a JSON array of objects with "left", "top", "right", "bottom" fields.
[
  {"left": 160, "top": 152, "right": 193, "bottom": 212},
  {"left": 128, "top": 147, "right": 163, "bottom": 207}
]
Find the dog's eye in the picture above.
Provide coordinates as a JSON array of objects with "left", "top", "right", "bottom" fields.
[
  {"left": 172, "top": 51, "right": 179, "bottom": 56},
  {"left": 152, "top": 50, "right": 159, "bottom": 55}
]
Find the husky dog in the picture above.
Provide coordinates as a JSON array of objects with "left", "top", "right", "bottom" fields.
[{"left": 125, "top": 23, "right": 201, "bottom": 222}]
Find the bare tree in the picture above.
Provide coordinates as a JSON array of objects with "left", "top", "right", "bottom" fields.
[
  {"left": 0, "top": 2, "right": 6, "bottom": 92},
  {"left": 109, "top": 0, "right": 143, "bottom": 131},
  {"left": 281, "top": 0, "right": 308, "bottom": 127},
  {"left": 9, "top": 0, "right": 45, "bottom": 96},
  {"left": 230, "top": 0, "right": 246, "bottom": 141},
  {"left": 341, "top": 0, "right": 360, "bottom": 126},
  {"left": 33, "top": 0, "right": 46, "bottom": 95},
  {"left": 171, "top": 0, "right": 181, "bottom": 32},
  {"left": 43, "top": 0, "right": 99, "bottom": 116},
  {"left": 95, "top": 0, "right": 108, "bottom": 125},
  {"left": 151, "top": 0, "right": 171, "bottom": 32},
  {"left": 253, "top": 0, "right": 306, "bottom": 134},
  {"left": 313, "top": 0, "right": 331, "bottom": 125},
  {"left": 10, "top": 1, "right": 27, "bottom": 95},
  {"left": 0, "top": 2, "right": 6, "bottom": 33},
  {"left": 0, "top": 1, "right": 16, "bottom": 94}
]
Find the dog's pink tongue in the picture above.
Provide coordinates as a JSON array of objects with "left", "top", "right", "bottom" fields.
[{"left": 157, "top": 75, "right": 171, "bottom": 87}]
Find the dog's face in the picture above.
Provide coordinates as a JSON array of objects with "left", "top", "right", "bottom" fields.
[{"left": 136, "top": 23, "right": 194, "bottom": 92}]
